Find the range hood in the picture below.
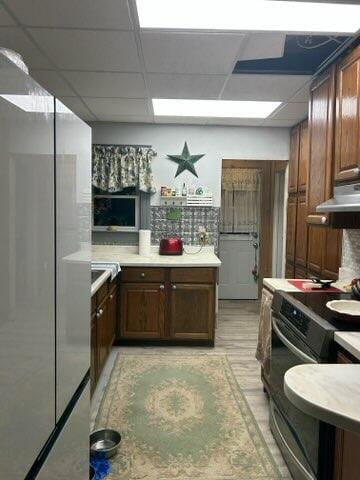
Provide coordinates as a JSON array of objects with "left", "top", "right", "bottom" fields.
[{"left": 317, "top": 183, "right": 360, "bottom": 213}]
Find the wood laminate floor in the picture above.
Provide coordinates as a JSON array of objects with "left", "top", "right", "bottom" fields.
[{"left": 91, "top": 300, "right": 291, "bottom": 479}]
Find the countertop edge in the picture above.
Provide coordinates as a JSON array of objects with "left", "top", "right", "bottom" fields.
[
  {"left": 91, "top": 269, "right": 111, "bottom": 296},
  {"left": 335, "top": 332, "right": 360, "bottom": 361},
  {"left": 284, "top": 365, "right": 360, "bottom": 435}
]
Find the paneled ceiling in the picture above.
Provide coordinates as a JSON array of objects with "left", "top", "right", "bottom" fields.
[{"left": 0, "top": 0, "right": 350, "bottom": 126}]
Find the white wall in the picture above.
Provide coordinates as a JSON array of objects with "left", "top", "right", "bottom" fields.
[{"left": 91, "top": 122, "right": 290, "bottom": 207}]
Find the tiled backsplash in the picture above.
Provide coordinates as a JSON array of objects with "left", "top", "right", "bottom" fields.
[
  {"left": 150, "top": 206, "right": 220, "bottom": 252},
  {"left": 342, "top": 230, "right": 360, "bottom": 276}
]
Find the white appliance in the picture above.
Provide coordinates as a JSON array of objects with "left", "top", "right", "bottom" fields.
[{"left": 0, "top": 51, "right": 91, "bottom": 478}]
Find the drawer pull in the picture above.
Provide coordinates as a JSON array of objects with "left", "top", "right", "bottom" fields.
[
  {"left": 159, "top": 285, "right": 165, "bottom": 290},
  {"left": 96, "top": 308, "right": 104, "bottom": 318},
  {"left": 109, "top": 294, "right": 114, "bottom": 300},
  {"left": 172, "top": 285, "right": 177, "bottom": 290},
  {"left": 140, "top": 272, "right": 146, "bottom": 278}
]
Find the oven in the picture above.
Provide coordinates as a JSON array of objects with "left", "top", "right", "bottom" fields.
[{"left": 269, "top": 311, "right": 335, "bottom": 480}]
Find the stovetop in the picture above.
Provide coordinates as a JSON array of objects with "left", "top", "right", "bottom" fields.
[
  {"left": 285, "top": 291, "right": 359, "bottom": 330},
  {"left": 272, "top": 290, "right": 360, "bottom": 359}
]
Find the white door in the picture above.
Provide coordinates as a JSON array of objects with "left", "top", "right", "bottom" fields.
[{"left": 219, "top": 234, "right": 259, "bottom": 299}]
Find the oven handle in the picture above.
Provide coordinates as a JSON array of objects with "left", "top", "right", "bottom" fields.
[{"left": 272, "top": 315, "right": 317, "bottom": 364}]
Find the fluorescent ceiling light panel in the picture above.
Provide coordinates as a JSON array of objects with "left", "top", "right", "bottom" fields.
[
  {"left": 137, "top": 0, "right": 360, "bottom": 34},
  {"left": 0, "top": 94, "right": 72, "bottom": 113},
  {"left": 152, "top": 99, "right": 281, "bottom": 118}
]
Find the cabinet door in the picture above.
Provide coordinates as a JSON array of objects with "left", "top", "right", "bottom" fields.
[
  {"left": 307, "top": 225, "right": 325, "bottom": 275},
  {"left": 91, "top": 313, "right": 97, "bottom": 396},
  {"left": 295, "top": 194, "right": 308, "bottom": 268},
  {"left": 288, "top": 125, "right": 300, "bottom": 193},
  {"left": 285, "top": 263, "right": 295, "bottom": 278},
  {"left": 108, "top": 285, "right": 117, "bottom": 347},
  {"left": 322, "top": 229, "right": 342, "bottom": 280},
  {"left": 170, "top": 284, "right": 214, "bottom": 340},
  {"left": 97, "top": 298, "right": 109, "bottom": 374},
  {"left": 334, "top": 351, "right": 360, "bottom": 480},
  {"left": 120, "top": 283, "right": 164, "bottom": 339},
  {"left": 295, "top": 265, "right": 307, "bottom": 279},
  {"left": 307, "top": 67, "right": 336, "bottom": 224},
  {"left": 298, "top": 120, "right": 309, "bottom": 192},
  {"left": 335, "top": 46, "right": 360, "bottom": 182},
  {"left": 286, "top": 195, "right": 297, "bottom": 263}
]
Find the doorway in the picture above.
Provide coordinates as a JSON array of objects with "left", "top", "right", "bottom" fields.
[{"left": 219, "top": 160, "right": 286, "bottom": 300}]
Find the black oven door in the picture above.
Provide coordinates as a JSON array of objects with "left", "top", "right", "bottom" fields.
[{"left": 269, "top": 313, "right": 321, "bottom": 480}]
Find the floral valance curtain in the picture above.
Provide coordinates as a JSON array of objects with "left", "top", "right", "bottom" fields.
[
  {"left": 221, "top": 168, "right": 261, "bottom": 233},
  {"left": 92, "top": 144, "right": 157, "bottom": 193}
]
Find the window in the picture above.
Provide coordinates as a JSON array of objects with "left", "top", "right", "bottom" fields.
[{"left": 93, "top": 187, "right": 139, "bottom": 232}]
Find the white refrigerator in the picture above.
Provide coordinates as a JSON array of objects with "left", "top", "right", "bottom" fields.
[{"left": 0, "top": 51, "right": 91, "bottom": 479}]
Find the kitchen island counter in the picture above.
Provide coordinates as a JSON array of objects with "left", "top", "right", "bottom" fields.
[{"left": 92, "top": 245, "right": 221, "bottom": 267}]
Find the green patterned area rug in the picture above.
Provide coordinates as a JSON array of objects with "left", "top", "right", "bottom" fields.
[{"left": 95, "top": 354, "right": 281, "bottom": 479}]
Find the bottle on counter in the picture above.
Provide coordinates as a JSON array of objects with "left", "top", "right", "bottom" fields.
[{"left": 182, "top": 183, "right": 187, "bottom": 196}]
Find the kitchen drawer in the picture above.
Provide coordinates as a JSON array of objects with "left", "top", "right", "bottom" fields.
[
  {"left": 170, "top": 267, "right": 216, "bottom": 284},
  {"left": 121, "top": 267, "right": 166, "bottom": 283},
  {"left": 96, "top": 280, "right": 108, "bottom": 305}
]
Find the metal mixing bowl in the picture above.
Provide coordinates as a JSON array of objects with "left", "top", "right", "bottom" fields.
[{"left": 90, "top": 429, "right": 121, "bottom": 459}]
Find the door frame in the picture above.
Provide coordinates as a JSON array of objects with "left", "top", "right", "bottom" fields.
[{"left": 221, "top": 159, "right": 287, "bottom": 296}]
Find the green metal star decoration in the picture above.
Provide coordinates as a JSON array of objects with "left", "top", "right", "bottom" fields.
[{"left": 167, "top": 142, "right": 205, "bottom": 178}]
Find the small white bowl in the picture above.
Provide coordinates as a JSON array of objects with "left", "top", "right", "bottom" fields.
[{"left": 327, "top": 300, "right": 360, "bottom": 323}]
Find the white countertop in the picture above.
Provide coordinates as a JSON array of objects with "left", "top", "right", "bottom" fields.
[
  {"left": 335, "top": 332, "right": 360, "bottom": 361},
  {"left": 285, "top": 364, "right": 360, "bottom": 435},
  {"left": 92, "top": 245, "right": 221, "bottom": 267},
  {"left": 263, "top": 278, "right": 300, "bottom": 293}
]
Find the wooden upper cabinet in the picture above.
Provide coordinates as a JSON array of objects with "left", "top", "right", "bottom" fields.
[
  {"left": 307, "top": 67, "right": 336, "bottom": 225},
  {"left": 286, "top": 195, "right": 297, "bottom": 264},
  {"left": 335, "top": 46, "right": 360, "bottom": 183},
  {"left": 288, "top": 125, "right": 300, "bottom": 193},
  {"left": 295, "top": 194, "right": 308, "bottom": 268},
  {"left": 298, "top": 120, "right": 309, "bottom": 192},
  {"left": 322, "top": 229, "right": 342, "bottom": 280}
]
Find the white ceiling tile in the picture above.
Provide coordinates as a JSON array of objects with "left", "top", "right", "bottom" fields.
[
  {"left": 222, "top": 74, "right": 311, "bottom": 102},
  {"left": 62, "top": 71, "right": 146, "bottom": 98},
  {"left": 270, "top": 102, "right": 309, "bottom": 121},
  {"left": 206, "top": 118, "right": 265, "bottom": 126},
  {"left": 83, "top": 97, "right": 149, "bottom": 116},
  {"left": 94, "top": 115, "right": 153, "bottom": 123},
  {"left": 148, "top": 74, "right": 227, "bottom": 99},
  {"left": 262, "top": 118, "right": 297, "bottom": 127},
  {"left": 59, "top": 96, "right": 97, "bottom": 121},
  {"left": 238, "top": 33, "right": 285, "bottom": 61},
  {"left": 28, "top": 29, "right": 141, "bottom": 71},
  {"left": 0, "top": 27, "right": 52, "bottom": 68},
  {"left": 31, "top": 70, "right": 75, "bottom": 96},
  {"left": 0, "top": 5, "right": 15, "bottom": 25},
  {"left": 141, "top": 32, "right": 245, "bottom": 74},
  {"left": 288, "top": 83, "right": 311, "bottom": 103},
  {"left": 5, "top": 0, "right": 133, "bottom": 29},
  {"left": 154, "top": 116, "right": 208, "bottom": 125}
]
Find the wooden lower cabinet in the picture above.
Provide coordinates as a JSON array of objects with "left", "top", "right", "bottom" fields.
[
  {"left": 120, "top": 283, "right": 165, "bottom": 339},
  {"left": 119, "top": 267, "right": 216, "bottom": 343},
  {"left": 170, "top": 283, "right": 214, "bottom": 340},
  {"left": 294, "top": 265, "right": 307, "bottom": 279},
  {"left": 91, "top": 276, "right": 119, "bottom": 396},
  {"left": 334, "top": 350, "right": 360, "bottom": 480}
]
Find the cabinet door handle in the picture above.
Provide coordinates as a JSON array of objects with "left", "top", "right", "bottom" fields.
[
  {"left": 159, "top": 285, "right": 165, "bottom": 290},
  {"left": 321, "top": 216, "right": 327, "bottom": 225},
  {"left": 172, "top": 285, "right": 177, "bottom": 290},
  {"left": 97, "top": 308, "right": 104, "bottom": 318},
  {"left": 140, "top": 272, "right": 145, "bottom": 278},
  {"left": 109, "top": 294, "right": 114, "bottom": 300}
]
